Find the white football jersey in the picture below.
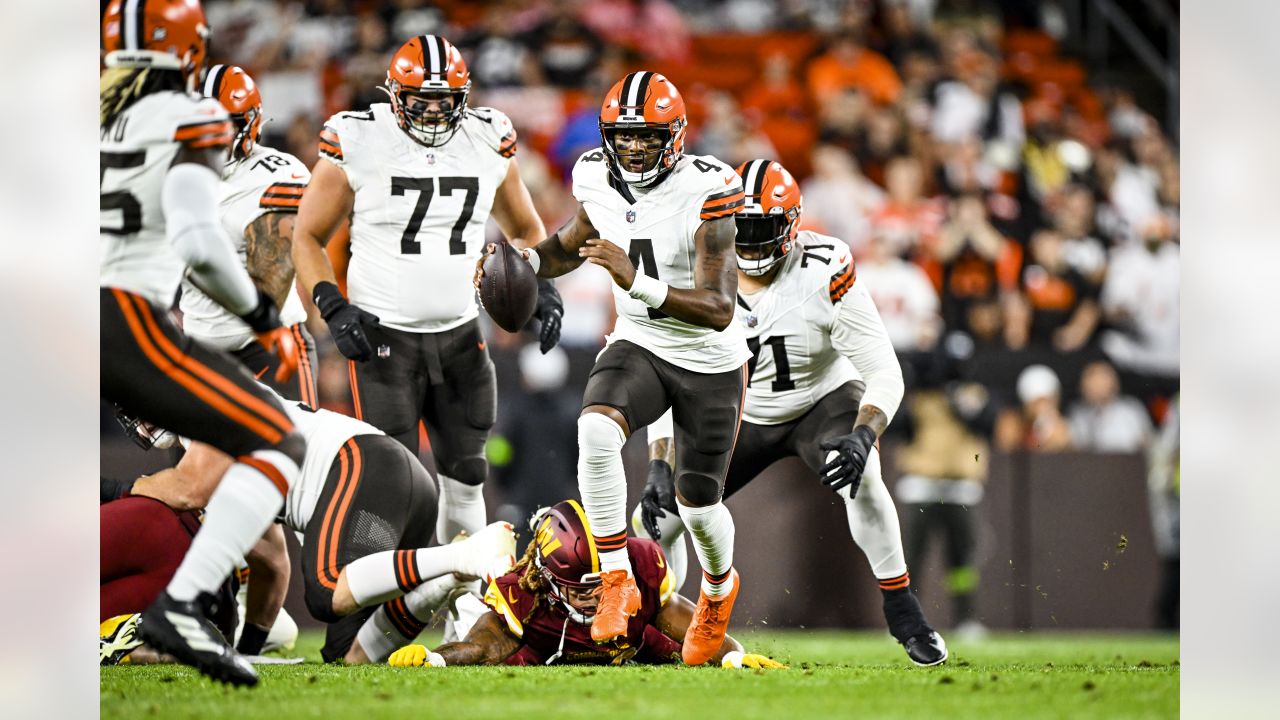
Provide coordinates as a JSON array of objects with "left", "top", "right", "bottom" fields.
[
  {"left": 572, "top": 150, "right": 751, "bottom": 374},
  {"left": 275, "top": 395, "right": 385, "bottom": 535},
  {"left": 321, "top": 103, "right": 517, "bottom": 332},
  {"left": 180, "top": 145, "right": 311, "bottom": 351},
  {"left": 100, "top": 91, "right": 234, "bottom": 306},
  {"left": 735, "top": 231, "right": 902, "bottom": 425}
]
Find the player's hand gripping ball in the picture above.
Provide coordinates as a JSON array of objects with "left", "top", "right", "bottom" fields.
[{"left": 476, "top": 240, "right": 539, "bottom": 332}]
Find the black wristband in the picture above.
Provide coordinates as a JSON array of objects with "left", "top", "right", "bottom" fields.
[
  {"left": 239, "top": 288, "right": 281, "bottom": 333},
  {"left": 312, "top": 281, "right": 348, "bottom": 321},
  {"left": 852, "top": 424, "right": 877, "bottom": 447},
  {"left": 236, "top": 622, "right": 270, "bottom": 656}
]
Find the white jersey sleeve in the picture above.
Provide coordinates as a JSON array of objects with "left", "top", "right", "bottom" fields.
[
  {"left": 100, "top": 91, "right": 237, "bottom": 306},
  {"left": 276, "top": 396, "right": 385, "bottom": 534},
  {"left": 180, "top": 146, "right": 312, "bottom": 350},
  {"left": 827, "top": 261, "right": 904, "bottom": 423},
  {"left": 327, "top": 104, "right": 514, "bottom": 332}
]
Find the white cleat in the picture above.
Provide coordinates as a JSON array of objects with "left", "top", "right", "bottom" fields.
[{"left": 452, "top": 521, "right": 517, "bottom": 580}]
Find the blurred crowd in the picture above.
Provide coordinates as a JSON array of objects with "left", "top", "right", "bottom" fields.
[{"left": 97, "top": 0, "right": 1181, "bottom": 631}]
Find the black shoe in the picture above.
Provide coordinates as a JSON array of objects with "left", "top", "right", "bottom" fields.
[
  {"left": 903, "top": 631, "right": 949, "bottom": 667},
  {"left": 139, "top": 591, "right": 259, "bottom": 687}
]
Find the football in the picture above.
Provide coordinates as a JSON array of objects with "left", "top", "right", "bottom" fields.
[{"left": 479, "top": 240, "right": 538, "bottom": 332}]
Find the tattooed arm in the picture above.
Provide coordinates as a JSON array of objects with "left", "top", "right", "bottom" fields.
[{"left": 245, "top": 211, "right": 297, "bottom": 310}]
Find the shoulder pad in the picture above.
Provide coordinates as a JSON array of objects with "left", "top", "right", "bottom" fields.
[
  {"left": 171, "top": 97, "right": 233, "bottom": 150},
  {"left": 687, "top": 156, "right": 745, "bottom": 221},
  {"left": 466, "top": 107, "right": 518, "bottom": 158},
  {"left": 482, "top": 574, "right": 527, "bottom": 638}
]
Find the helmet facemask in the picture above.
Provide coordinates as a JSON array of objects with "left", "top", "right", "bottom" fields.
[
  {"left": 600, "top": 122, "right": 683, "bottom": 188},
  {"left": 383, "top": 79, "right": 470, "bottom": 147},
  {"left": 227, "top": 106, "right": 261, "bottom": 163},
  {"left": 536, "top": 558, "right": 602, "bottom": 625},
  {"left": 735, "top": 211, "right": 797, "bottom": 276}
]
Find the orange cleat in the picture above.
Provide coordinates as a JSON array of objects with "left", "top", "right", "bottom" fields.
[
  {"left": 682, "top": 569, "right": 740, "bottom": 666},
  {"left": 591, "top": 569, "right": 642, "bottom": 643}
]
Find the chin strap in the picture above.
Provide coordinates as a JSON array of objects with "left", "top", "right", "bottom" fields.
[{"left": 544, "top": 615, "right": 572, "bottom": 665}]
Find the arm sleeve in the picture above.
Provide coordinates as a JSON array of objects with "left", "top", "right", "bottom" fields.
[
  {"left": 163, "top": 162, "right": 258, "bottom": 316},
  {"left": 829, "top": 280, "right": 905, "bottom": 423}
]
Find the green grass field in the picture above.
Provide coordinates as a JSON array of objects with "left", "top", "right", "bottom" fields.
[{"left": 101, "top": 630, "right": 1178, "bottom": 719}]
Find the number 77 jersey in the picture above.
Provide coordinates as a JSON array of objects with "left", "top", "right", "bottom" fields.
[
  {"left": 319, "top": 103, "right": 517, "bottom": 332},
  {"left": 735, "top": 231, "right": 869, "bottom": 425}
]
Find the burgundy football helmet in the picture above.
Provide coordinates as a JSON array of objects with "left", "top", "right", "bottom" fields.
[{"left": 531, "top": 499, "right": 603, "bottom": 621}]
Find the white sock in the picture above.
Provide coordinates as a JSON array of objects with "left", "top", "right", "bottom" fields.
[
  {"left": 167, "top": 451, "right": 296, "bottom": 601},
  {"left": 436, "top": 475, "right": 486, "bottom": 542},
  {"left": 678, "top": 501, "right": 736, "bottom": 598},
  {"left": 354, "top": 606, "right": 411, "bottom": 663},
  {"left": 836, "top": 447, "right": 908, "bottom": 579},
  {"left": 341, "top": 545, "right": 473, "bottom": 608},
  {"left": 577, "top": 413, "right": 631, "bottom": 573},
  {"left": 632, "top": 502, "right": 689, "bottom": 590}
]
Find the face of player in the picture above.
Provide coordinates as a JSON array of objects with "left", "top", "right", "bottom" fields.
[
  {"left": 611, "top": 127, "right": 667, "bottom": 174},
  {"left": 563, "top": 583, "right": 601, "bottom": 616},
  {"left": 403, "top": 90, "right": 458, "bottom": 129}
]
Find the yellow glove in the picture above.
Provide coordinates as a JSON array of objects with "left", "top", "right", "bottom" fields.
[
  {"left": 721, "top": 650, "right": 787, "bottom": 669},
  {"left": 388, "top": 644, "right": 447, "bottom": 668}
]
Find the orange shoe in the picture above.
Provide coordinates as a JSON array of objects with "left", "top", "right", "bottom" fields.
[
  {"left": 591, "top": 569, "right": 642, "bottom": 643},
  {"left": 682, "top": 569, "right": 740, "bottom": 666}
]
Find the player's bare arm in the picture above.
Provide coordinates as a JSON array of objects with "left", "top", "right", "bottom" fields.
[
  {"left": 534, "top": 203, "right": 599, "bottom": 277},
  {"left": 130, "top": 442, "right": 235, "bottom": 510},
  {"left": 291, "top": 158, "right": 354, "bottom": 295},
  {"left": 434, "top": 610, "right": 522, "bottom": 666},
  {"left": 489, "top": 158, "right": 546, "bottom": 248},
  {"left": 241, "top": 523, "right": 290, "bottom": 650},
  {"left": 590, "top": 214, "right": 739, "bottom": 331},
  {"left": 245, "top": 212, "right": 297, "bottom": 310}
]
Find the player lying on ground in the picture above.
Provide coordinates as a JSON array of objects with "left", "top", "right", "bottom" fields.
[
  {"left": 103, "top": 391, "right": 518, "bottom": 664},
  {"left": 633, "top": 160, "right": 947, "bottom": 666},
  {"left": 388, "top": 500, "right": 782, "bottom": 668}
]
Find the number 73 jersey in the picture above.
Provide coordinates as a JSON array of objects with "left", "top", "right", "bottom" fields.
[
  {"left": 320, "top": 103, "right": 517, "bottom": 332},
  {"left": 736, "top": 231, "right": 894, "bottom": 425}
]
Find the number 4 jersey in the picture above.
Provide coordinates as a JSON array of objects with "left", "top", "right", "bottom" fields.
[
  {"left": 571, "top": 150, "right": 751, "bottom": 374},
  {"left": 320, "top": 103, "right": 517, "bottom": 332},
  {"left": 735, "top": 231, "right": 902, "bottom": 425},
  {"left": 100, "top": 91, "right": 234, "bottom": 307},
  {"left": 179, "top": 145, "right": 311, "bottom": 351}
]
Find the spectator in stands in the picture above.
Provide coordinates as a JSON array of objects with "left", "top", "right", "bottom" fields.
[
  {"left": 1092, "top": 138, "right": 1160, "bottom": 245},
  {"left": 383, "top": 0, "right": 446, "bottom": 44},
  {"left": 490, "top": 344, "right": 580, "bottom": 536},
  {"left": 1068, "top": 360, "right": 1153, "bottom": 453},
  {"left": 691, "top": 90, "right": 779, "bottom": 169},
  {"left": 929, "top": 50, "right": 1023, "bottom": 155},
  {"left": 799, "top": 144, "right": 884, "bottom": 253},
  {"left": 524, "top": 1, "right": 606, "bottom": 88},
  {"left": 341, "top": 13, "right": 395, "bottom": 110},
  {"left": 936, "top": 133, "right": 1001, "bottom": 196},
  {"left": 1005, "top": 228, "right": 1101, "bottom": 352},
  {"left": 580, "top": 0, "right": 692, "bottom": 63},
  {"left": 929, "top": 193, "right": 1019, "bottom": 349},
  {"left": 1099, "top": 213, "right": 1179, "bottom": 400},
  {"left": 1051, "top": 183, "right": 1109, "bottom": 284},
  {"left": 853, "top": 105, "right": 911, "bottom": 188},
  {"left": 878, "top": 0, "right": 940, "bottom": 68},
  {"left": 869, "top": 155, "right": 945, "bottom": 259},
  {"left": 454, "top": 0, "right": 543, "bottom": 89},
  {"left": 815, "top": 87, "right": 870, "bottom": 158},
  {"left": 857, "top": 230, "right": 941, "bottom": 353},
  {"left": 806, "top": 30, "right": 902, "bottom": 108},
  {"left": 995, "top": 364, "right": 1072, "bottom": 452}
]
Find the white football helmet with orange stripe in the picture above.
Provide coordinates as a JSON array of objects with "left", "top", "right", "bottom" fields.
[
  {"left": 381, "top": 35, "right": 472, "bottom": 147},
  {"left": 734, "top": 159, "right": 803, "bottom": 277},
  {"left": 202, "top": 64, "right": 263, "bottom": 161},
  {"left": 599, "top": 72, "right": 688, "bottom": 187}
]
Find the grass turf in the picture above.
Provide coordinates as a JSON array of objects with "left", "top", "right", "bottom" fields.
[{"left": 101, "top": 630, "right": 1178, "bottom": 719}]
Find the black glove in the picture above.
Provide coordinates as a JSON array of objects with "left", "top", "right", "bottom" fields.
[
  {"left": 238, "top": 287, "right": 283, "bottom": 333},
  {"left": 818, "top": 425, "right": 877, "bottom": 497},
  {"left": 639, "top": 459, "right": 678, "bottom": 540},
  {"left": 313, "top": 281, "right": 381, "bottom": 362},
  {"left": 532, "top": 278, "right": 563, "bottom": 354},
  {"left": 100, "top": 476, "right": 137, "bottom": 504}
]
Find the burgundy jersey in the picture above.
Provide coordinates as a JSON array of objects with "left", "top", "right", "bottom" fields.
[{"left": 482, "top": 537, "right": 680, "bottom": 665}]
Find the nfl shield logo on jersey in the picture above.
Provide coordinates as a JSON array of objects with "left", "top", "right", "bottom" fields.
[{"left": 626, "top": 209, "right": 636, "bottom": 224}]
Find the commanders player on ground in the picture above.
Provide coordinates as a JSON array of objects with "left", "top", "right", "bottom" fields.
[
  {"left": 480, "top": 71, "right": 750, "bottom": 664},
  {"left": 102, "top": 392, "right": 519, "bottom": 665},
  {"left": 387, "top": 501, "right": 782, "bottom": 669},
  {"left": 180, "top": 65, "right": 318, "bottom": 402},
  {"left": 100, "top": 0, "right": 304, "bottom": 685},
  {"left": 635, "top": 160, "right": 947, "bottom": 666},
  {"left": 292, "top": 35, "right": 563, "bottom": 548}
]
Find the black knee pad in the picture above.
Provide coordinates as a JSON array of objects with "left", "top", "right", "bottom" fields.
[
  {"left": 676, "top": 472, "right": 722, "bottom": 507},
  {"left": 440, "top": 455, "right": 487, "bottom": 487},
  {"left": 276, "top": 431, "right": 307, "bottom": 468}
]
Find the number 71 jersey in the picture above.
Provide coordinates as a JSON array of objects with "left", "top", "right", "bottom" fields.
[
  {"left": 736, "top": 231, "right": 863, "bottom": 425},
  {"left": 320, "top": 103, "right": 517, "bottom": 332}
]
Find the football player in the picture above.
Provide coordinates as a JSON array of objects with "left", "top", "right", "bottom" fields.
[
  {"left": 180, "top": 65, "right": 318, "bottom": 403},
  {"left": 292, "top": 35, "right": 563, "bottom": 547},
  {"left": 386, "top": 500, "right": 782, "bottom": 668},
  {"left": 634, "top": 160, "right": 948, "bottom": 666},
  {"left": 100, "top": 0, "right": 304, "bottom": 685},
  {"left": 110, "top": 391, "right": 519, "bottom": 664},
  {"left": 479, "top": 71, "right": 750, "bottom": 664}
]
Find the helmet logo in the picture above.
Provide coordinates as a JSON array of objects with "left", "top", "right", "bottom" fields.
[
  {"left": 152, "top": 27, "right": 167, "bottom": 41},
  {"left": 536, "top": 518, "right": 562, "bottom": 556}
]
